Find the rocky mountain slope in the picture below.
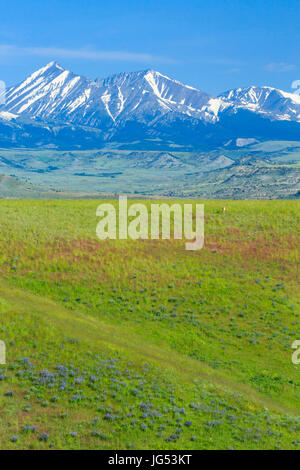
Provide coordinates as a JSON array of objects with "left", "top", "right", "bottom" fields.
[{"left": 0, "top": 62, "right": 299, "bottom": 149}]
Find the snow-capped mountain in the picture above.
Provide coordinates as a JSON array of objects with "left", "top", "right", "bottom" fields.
[
  {"left": 2, "top": 61, "right": 224, "bottom": 127},
  {"left": 219, "top": 86, "right": 300, "bottom": 122},
  {"left": 0, "top": 62, "right": 300, "bottom": 149},
  {"left": 3, "top": 62, "right": 97, "bottom": 124}
]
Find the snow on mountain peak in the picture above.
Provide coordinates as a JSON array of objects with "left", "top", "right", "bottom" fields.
[
  {"left": 42, "top": 60, "right": 64, "bottom": 70},
  {"left": 1, "top": 62, "right": 300, "bottom": 130},
  {"left": 30, "top": 61, "right": 65, "bottom": 80},
  {"left": 0, "top": 110, "right": 18, "bottom": 121},
  {"left": 219, "top": 85, "right": 300, "bottom": 121},
  {"left": 1, "top": 63, "right": 218, "bottom": 126}
]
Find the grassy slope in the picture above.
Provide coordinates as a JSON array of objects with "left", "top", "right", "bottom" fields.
[
  {"left": 0, "top": 174, "right": 67, "bottom": 198},
  {"left": 0, "top": 199, "right": 300, "bottom": 449}
]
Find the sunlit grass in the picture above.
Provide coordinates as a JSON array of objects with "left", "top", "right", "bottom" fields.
[{"left": 0, "top": 199, "right": 300, "bottom": 449}]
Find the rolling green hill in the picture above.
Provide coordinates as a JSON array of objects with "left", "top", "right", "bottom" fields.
[{"left": 0, "top": 199, "right": 300, "bottom": 449}]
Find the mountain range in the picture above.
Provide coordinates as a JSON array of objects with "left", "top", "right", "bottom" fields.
[{"left": 0, "top": 61, "right": 299, "bottom": 149}]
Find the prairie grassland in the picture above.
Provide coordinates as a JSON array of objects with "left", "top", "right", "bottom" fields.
[{"left": 0, "top": 199, "right": 299, "bottom": 449}]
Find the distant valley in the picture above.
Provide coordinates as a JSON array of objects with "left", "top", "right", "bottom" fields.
[
  {"left": 0, "top": 140, "right": 300, "bottom": 199},
  {"left": 0, "top": 62, "right": 300, "bottom": 198}
]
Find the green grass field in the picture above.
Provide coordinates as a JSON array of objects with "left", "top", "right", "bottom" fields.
[{"left": 0, "top": 199, "right": 300, "bottom": 449}]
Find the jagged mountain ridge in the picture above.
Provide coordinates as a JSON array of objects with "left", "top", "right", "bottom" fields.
[
  {"left": 0, "top": 62, "right": 299, "bottom": 149},
  {"left": 1, "top": 62, "right": 223, "bottom": 127},
  {"left": 219, "top": 86, "right": 300, "bottom": 122}
]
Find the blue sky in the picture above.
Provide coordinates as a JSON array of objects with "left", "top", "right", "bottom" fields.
[{"left": 0, "top": 0, "right": 299, "bottom": 95}]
